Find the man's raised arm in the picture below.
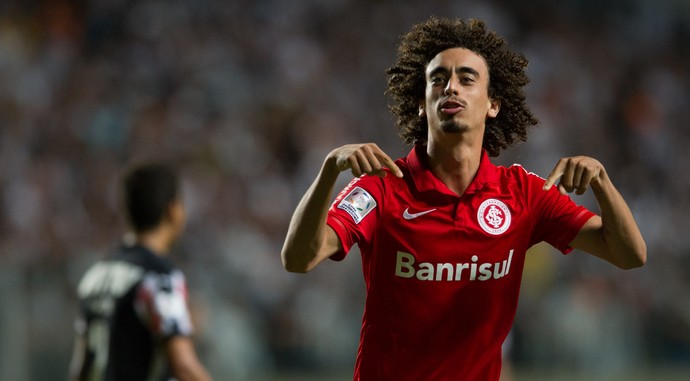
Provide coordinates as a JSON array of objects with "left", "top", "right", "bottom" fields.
[
  {"left": 543, "top": 156, "right": 646, "bottom": 269},
  {"left": 281, "top": 143, "right": 402, "bottom": 273}
]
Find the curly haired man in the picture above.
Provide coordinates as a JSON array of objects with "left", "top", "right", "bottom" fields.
[{"left": 281, "top": 17, "right": 646, "bottom": 381}]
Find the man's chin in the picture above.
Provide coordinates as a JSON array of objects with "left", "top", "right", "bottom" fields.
[{"left": 440, "top": 120, "right": 467, "bottom": 133}]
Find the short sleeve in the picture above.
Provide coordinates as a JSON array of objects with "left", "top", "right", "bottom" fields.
[
  {"left": 327, "top": 174, "right": 384, "bottom": 261},
  {"left": 522, "top": 168, "right": 596, "bottom": 253},
  {"left": 134, "top": 270, "right": 194, "bottom": 339}
]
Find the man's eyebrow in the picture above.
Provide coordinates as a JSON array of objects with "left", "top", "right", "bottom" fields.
[
  {"left": 428, "top": 66, "right": 449, "bottom": 77},
  {"left": 428, "top": 66, "right": 481, "bottom": 77},
  {"left": 456, "top": 66, "right": 480, "bottom": 76}
]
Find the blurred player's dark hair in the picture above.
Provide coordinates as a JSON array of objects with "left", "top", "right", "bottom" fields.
[{"left": 122, "top": 163, "right": 179, "bottom": 233}]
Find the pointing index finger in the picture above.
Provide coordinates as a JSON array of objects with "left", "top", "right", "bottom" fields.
[
  {"left": 376, "top": 151, "right": 403, "bottom": 178},
  {"left": 543, "top": 160, "right": 565, "bottom": 191},
  {"left": 389, "top": 161, "right": 404, "bottom": 178}
]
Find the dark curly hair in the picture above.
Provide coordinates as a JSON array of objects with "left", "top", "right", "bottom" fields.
[{"left": 386, "top": 17, "right": 538, "bottom": 157}]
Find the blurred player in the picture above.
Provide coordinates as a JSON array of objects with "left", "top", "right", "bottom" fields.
[
  {"left": 281, "top": 17, "right": 646, "bottom": 380},
  {"left": 70, "top": 164, "right": 212, "bottom": 381}
]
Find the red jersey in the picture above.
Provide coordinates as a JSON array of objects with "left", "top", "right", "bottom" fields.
[{"left": 327, "top": 145, "right": 595, "bottom": 381}]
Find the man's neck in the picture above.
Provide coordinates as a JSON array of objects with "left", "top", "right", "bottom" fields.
[
  {"left": 426, "top": 138, "right": 483, "bottom": 196},
  {"left": 135, "top": 228, "right": 172, "bottom": 257}
]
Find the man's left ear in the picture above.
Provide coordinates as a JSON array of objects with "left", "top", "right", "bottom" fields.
[{"left": 488, "top": 99, "right": 501, "bottom": 118}]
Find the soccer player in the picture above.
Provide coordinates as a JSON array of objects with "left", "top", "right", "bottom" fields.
[
  {"left": 281, "top": 17, "right": 646, "bottom": 380},
  {"left": 70, "top": 164, "right": 212, "bottom": 381}
]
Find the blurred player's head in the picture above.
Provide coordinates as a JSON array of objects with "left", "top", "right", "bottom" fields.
[
  {"left": 122, "top": 163, "right": 184, "bottom": 236},
  {"left": 386, "top": 17, "right": 538, "bottom": 157}
]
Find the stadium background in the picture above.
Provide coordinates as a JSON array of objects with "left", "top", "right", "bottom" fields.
[{"left": 0, "top": 0, "right": 689, "bottom": 380}]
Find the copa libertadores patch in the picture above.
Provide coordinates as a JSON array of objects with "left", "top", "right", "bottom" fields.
[{"left": 337, "top": 186, "right": 377, "bottom": 224}]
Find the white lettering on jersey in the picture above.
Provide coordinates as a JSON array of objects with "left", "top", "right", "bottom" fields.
[
  {"left": 395, "top": 250, "right": 514, "bottom": 281},
  {"left": 78, "top": 261, "right": 143, "bottom": 316},
  {"left": 78, "top": 261, "right": 144, "bottom": 299}
]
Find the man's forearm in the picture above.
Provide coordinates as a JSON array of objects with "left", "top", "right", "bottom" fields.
[
  {"left": 592, "top": 171, "right": 646, "bottom": 269},
  {"left": 281, "top": 157, "right": 341, "bottom": 272}
]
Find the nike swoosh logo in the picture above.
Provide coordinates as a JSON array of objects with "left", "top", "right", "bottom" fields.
[{"left": 403, "top": 208, "right": 437, "bottom": 220}]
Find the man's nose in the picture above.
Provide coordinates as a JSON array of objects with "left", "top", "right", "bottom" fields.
[{"left": 444, "top": 76, "right": 459, "bottom": 95}]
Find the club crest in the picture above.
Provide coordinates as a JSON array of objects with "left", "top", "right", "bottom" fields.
[{"left": 477, "top": 198, "right": 511, "bottom": 235}]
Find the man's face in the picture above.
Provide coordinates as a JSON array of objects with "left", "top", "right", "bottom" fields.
[
  {"left": 421, "top": 47, "right": 499, "bottom": 139},
  {"left": 169, "top": 198, "right": 187, "bottom": 240}
]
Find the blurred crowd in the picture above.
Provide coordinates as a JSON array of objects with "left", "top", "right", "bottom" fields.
[{"left": 1, "top": 0, "right": 689, "bottom": 379}]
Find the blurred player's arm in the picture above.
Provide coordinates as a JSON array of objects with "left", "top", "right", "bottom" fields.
[
  {"left": 68, "top": 317, "right": 91, "bottom": 381},
  {"left": 138, "top": 272, "right": 212, "bottom": 381},
  {"left": 543, "top": 156, "right": 646, "bottom": 269},
  {"left": 68, "top": 333, "right": 86, "bottom": 381},
  {"left": 167, "top": 336, "right": 213, "bottom": 381},
  {"left": 281, "top": 143, "right": 402, "bottom": 273}
]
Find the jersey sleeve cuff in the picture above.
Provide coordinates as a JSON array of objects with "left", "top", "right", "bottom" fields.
[
  {"left": 326, "top": 215, "right": 351, "bottom": 261},
  {"left": 558, "top": 209, "right": 597, "bottom": 254}
]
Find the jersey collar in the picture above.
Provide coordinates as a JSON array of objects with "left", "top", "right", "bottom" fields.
[{"left": 407, "top": 144, "right": 499, "bottom": 197}]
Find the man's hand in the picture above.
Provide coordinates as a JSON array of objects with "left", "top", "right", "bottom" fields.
[
  {"left": 328, "top": 143, "right": 404, "bottom": 178},
  {"left": 543, "top": 156, "right": 606, "bottom": 195}
]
